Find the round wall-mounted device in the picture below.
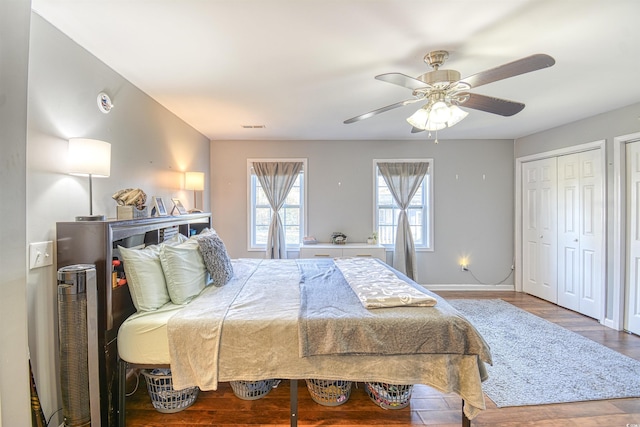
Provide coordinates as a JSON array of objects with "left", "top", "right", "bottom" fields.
[{"left": 97, "top": 92, "right": 113, "bottom": 114}]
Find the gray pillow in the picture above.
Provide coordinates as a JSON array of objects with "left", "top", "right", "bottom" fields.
[{"left": 195, "top": 230, "right": 234, "bottom": 286}]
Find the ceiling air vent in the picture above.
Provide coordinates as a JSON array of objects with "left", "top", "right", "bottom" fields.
[{"left": 241, "top": 125, "right": 266, "bottom": 129}]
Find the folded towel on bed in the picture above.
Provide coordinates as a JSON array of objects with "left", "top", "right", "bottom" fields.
[{"left": 334, "top": 257, "right": 437, "bottom": 309}]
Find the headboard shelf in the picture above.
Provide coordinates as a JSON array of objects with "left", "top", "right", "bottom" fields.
[{"left": 56, "top": 212, "right": 211, "bottom": 426}]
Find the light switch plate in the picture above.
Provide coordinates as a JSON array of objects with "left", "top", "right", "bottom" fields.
[{"left": 30, "top": 241, "right": 54, "bottom": 269}]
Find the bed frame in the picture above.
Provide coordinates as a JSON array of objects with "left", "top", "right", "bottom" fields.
[{"left": 59, "top": 214, "right": 473, "bottom": 427}]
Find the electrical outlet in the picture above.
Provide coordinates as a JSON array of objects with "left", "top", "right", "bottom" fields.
[{"left": 29, "top": 241, "right": 53, "bottom": 269}]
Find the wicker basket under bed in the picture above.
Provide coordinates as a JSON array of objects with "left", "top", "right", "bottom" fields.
[
  {"left": 141, "top": 369, "right": 199, "bottom": 413},
  {"left": 229, "top": 379, "right": 278, "bottom": 400},
  {"left": 305, "top": 379, "right": 352, "bottom": 406},
  {"left": 365, "top": 382, "right": 414, "bottom": 409}
]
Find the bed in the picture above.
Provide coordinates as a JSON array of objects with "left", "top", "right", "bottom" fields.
[{"left": 116, "top": 232, "right": 491, "bottom": 427}]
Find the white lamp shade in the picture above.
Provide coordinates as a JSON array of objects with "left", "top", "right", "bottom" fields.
[
  {"left": 429, "top": 101, "right": 451, "bottom": 124},
  {"left": 407, "top": 107, "right": 447, "bottom": 131},
  {"left": 447, "top": 105, "right": 469, "bottom": 126},
  {"left": 406, "top": 107, "right": 429, "bottom": 127},
  {"left": 407, "top": 103, "right": 468, "bottom": 131},
  {"left": 68, "top": 138, "right": 111, "bottom": 177},
  {"left": 185, "top": 171, "right": 205, "bottom": 191}
]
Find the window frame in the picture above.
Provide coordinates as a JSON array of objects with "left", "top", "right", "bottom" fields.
[
  {"left": 373, "top": 158, "right": 434, "bottom": 251},
  {"left": 247, "top": 158, "right": 308, "bottom": 252}
]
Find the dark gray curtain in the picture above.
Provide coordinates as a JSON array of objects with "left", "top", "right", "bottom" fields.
[
  {"left": 378, "top": 162, "right": 430, "bottom": 280},
  {"left": 253, "top": 161, "right": 303, "bottom": 259}
]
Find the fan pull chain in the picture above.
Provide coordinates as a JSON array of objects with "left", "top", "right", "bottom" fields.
[{"left": 427, "top": 130, "right": 439, "bottom": 144}]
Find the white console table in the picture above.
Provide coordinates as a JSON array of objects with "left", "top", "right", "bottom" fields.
[{"left": 299, "top": 243, "right": 386, "bottom": 262}]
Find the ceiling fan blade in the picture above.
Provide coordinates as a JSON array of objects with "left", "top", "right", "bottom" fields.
[
  {"left": 459, "top": 93, "right": 525, "bottom": 116},
  {"left": 459, "top": 54, "right": 555, "bottom": 89},
  {"left": 375, "top": 73, "right": 430, "bottom": 90},
  {"left": 411, "top": 126, "right": 425, "bottom": 134},
  {"left": 344, "top": 98, "right": 421, "bottom": 124}
]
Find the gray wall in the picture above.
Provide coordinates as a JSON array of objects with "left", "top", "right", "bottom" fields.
[
  {"left": 515, "top": 101, "right": 640, "bottom": 322},
  {"left": 211, "top": 138, "right": 515, "bottom": 287},
  {"left": 24, "top": 14, "right": 210, "bottom": 426},
  {"left": 0, "top": 1, "right": 32, "bottom": 426},
  {"left": 515, "top": 102, "right": 640, "bottom": 158}
]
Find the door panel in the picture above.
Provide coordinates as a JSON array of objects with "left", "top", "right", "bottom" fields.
[
  {"left": 577, "top": 150, "right": 603, "bottom": 319},
  {"left": 557, "top": 154, "right": 580, "bottom": 311},
  {"left": 582, "top": 249, "right": 595, "bottom": 299},
  {"left": 626, "top": 141, "right": 640, "bottom": 334},
  {"left": 522, "top": 158, "right": 557, "bottom": 302}
]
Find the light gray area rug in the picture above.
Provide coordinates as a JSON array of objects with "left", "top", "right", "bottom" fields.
[{"left": 448, "top": 298, "right": 640, "bottom": 407}]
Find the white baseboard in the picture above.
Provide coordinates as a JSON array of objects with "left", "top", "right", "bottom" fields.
[
  {"left": 423, "top": 284, "right": 515, "bottom": 292},
  {"left": 603, "top": 317, "right": 622, "bottom": 331}
]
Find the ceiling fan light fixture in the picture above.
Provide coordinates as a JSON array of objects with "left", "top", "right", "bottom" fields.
[
  {"left": 407, "top": 101, "right": 468, "bottom": 131},
  {"left": 406, "top": 106, "right": 446, "bottom": 131}
]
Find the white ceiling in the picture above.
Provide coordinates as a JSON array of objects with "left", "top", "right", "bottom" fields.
[{"left": 32, "top": 0, "right": 640, "bottom": 141}]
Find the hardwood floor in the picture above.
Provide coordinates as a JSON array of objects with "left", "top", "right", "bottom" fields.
[{"left": 123, "top": 291, "right": 640, "bottom": 426}]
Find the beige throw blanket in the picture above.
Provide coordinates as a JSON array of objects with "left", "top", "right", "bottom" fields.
[{"left": 167, "top": 259, "right": 261, "bottom": 390}]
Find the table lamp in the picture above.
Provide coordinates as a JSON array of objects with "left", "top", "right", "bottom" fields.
[
  {"left": 185, "top": 171, "right": 204, "bottom": 213},
  {"left": 68, "top": 138, "right": 111, "bottom": 221}
]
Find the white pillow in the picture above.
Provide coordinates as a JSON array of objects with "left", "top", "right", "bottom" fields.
[
  {"left": 117, "top": 233, "right": 189, "bottom": 312},
  {"left": 159, "top": 238, "right": 207, "bottom": 304},
  {"left": 118, "top": 244, "right": 170, "bottom": 312}
]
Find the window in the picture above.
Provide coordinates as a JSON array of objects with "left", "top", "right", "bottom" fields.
[
  {"left": 248, "top": 159, "right": 307, "bottom": 250},
  {"left": 374, "top": 159, "right": 433, "bottom": 250}
]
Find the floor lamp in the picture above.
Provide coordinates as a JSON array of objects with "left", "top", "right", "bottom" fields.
[
  {"left": 185, "top": 171, "right": 204, "bottom": 213},
  {"left": 68, "top": 138, "right": 111, "bottom": 221}
]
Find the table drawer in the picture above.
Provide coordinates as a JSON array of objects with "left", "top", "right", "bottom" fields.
[
  {"left": 299, "top": 247, "right": 343, "bottom": 258},
  {"left": 341, "top": 247, "right": 386, "bottom": 260}
]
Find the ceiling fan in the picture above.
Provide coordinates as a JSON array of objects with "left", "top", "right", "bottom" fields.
[{"left": 344, "top": 50, "right": 555, "bottom": 133}]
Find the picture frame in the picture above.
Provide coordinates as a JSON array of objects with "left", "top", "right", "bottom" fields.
[
  {"left": 171, "top": 198, "right": 188, "bottom": 215},
  {"left": 152, "top": 196, "right": 168, "bottom": 216}
]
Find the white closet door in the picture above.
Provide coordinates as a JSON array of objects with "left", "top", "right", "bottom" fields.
[
  {"left": 557, "top": 154, "right": 580, "bottom": 311},
  {"left": 577, "top": 150, "right": 603, "bottom": 318},
  {"left": 558, "top": 150, "right": 603, "bottom": 318},
  {"left": 626, "top": 141, "right": 640, "bottom": 335},
  {"left": 522, "top": 157, "right": 558, "bottom": 302}
]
